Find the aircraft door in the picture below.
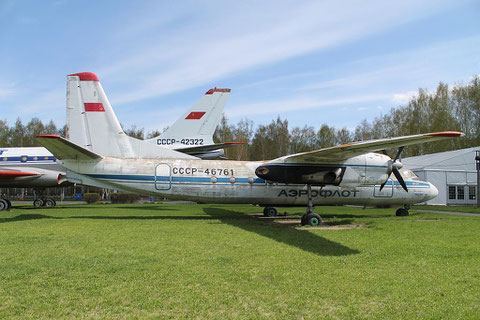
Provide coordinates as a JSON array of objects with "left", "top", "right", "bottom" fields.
[
  {"left": 373, "top": 179, "right": 393, "bottom": 198},
  {"left": 155, "top": 163, "right": 172, "bottom": 190}
]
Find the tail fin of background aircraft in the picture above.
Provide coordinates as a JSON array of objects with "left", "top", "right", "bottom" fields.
[
  {"left": 66, "top": 72, "right": 195, "bottom": 159},
  {"left": 145, "top": 87, "right": 231, "bottom": 146}
]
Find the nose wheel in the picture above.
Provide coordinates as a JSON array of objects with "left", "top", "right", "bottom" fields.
[
  {"left": 301, "top": 185, "right": 322, "bottom": 226},
  {"left": 396, "top": 204, "right": 410, "bottom": 216}
]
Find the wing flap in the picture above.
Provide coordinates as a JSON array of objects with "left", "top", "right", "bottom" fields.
[
  {"left": 36, "top": 135, "right": 102, "bottom": 160},
  {"left": 270, "top": 131, "right": 464, "bottom": 163}
]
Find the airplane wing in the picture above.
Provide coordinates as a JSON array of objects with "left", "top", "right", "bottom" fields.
[
  {"left": 174, "top": 142, "right": 246, "bottom": 154},
  {"left": 268, "top": 132, "right": 464, "bottom": 163},
  {"left": 0, "top": 171, "right": 39, "bottom": 178},
  {"left": 36, "top": 135, "right": 102, "bottom": 160}
]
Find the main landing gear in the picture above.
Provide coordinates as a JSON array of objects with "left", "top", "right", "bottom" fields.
[
  {"left": 300, "top": 184, "right": 322, "bottom": 226},
  {"left": 0, "top": 198, "right": 11, "bottom": 211},
  {"left": 33, "top": 189, "right": 57, "bottom": 208},
  {"left": 262, "top": 185, "right": 323, "bottom": 226},
  {"left": 396, "top": 204, "right": 410, "bottom": 216}
]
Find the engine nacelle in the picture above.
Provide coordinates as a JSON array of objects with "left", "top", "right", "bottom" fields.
[
  {"left": 255, "top": 164, "right": 344, "bottom": 185},
  {"left": 255, "top": 153, "right": 391, "bottom": 188}
]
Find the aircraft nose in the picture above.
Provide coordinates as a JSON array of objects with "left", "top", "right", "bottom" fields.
[{"left": 428, "top": 183, "right": 439, "bottom": 200}]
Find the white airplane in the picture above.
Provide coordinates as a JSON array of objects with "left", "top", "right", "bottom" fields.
[
  {"left": 0, "top": 73, "right": 235, "bottom": 210},
  {"left": 36, "top": 73, "right": 463, "bottom": 225},
  {"left": 0, "top": 147, "right": 68, "bottom": 209}
]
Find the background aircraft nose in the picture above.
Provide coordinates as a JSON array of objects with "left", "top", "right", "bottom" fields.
[{"left": 428, "top": 183, "right": 439, "bottom": 200}]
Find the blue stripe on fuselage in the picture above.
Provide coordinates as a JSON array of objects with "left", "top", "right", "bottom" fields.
[{"left": 85, "top": 173, "right": 430, "bottom": 187}]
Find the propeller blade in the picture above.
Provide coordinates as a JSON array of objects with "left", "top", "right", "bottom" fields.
[
  {"left": 379, "top": 181, "right": 387, "bottom": 191},
  {"left": 392, "top": 167, "right": 408, "bottom": 192},
  {"left": 394, "top": 146, "right": 404, "bottom": 162}
]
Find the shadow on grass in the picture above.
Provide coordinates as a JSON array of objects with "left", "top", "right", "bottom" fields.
[
  {"left": 203, "top": 207, "right": 360, "bottom": 257},
  {"left": 1, "top": 206, "right": 360, "bottom": 256},
  {"left": 10, "top": 204, "right": 175, "bottom": 211},
  {"left": 0, "top": 214, "right": 61, "bottom": 223},
  {"left": 0, "top": 213, "right": 216, "bottom": 223}
]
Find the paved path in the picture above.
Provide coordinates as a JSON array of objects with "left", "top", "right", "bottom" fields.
[{"left": 415, "top": 209, "right": 480, "bottom": 217}]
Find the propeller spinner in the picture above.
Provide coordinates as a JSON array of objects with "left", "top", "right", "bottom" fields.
[{"left": 380, "top": 146, "right": 408, "bottom": 192}]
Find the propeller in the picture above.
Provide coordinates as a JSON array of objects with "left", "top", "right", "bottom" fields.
[{"left": 379, "top": 146, "right": 408, "bottom": 192}]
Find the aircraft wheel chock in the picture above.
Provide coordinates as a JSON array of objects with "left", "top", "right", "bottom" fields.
[
  {"left": 33, "top": 199, "right": 44, "bottom": 208},
  {"left": 263, "top": 207, "right": 278, "bottom": 217},
  {"left": 307, "top": 213, "right": 322, "bottom": 226},
  {"left": 45, "top": 199, "right": 55, "bottom": 207},
  {"left": 396, "top": 208, "right": 409, "bottom": 216}
]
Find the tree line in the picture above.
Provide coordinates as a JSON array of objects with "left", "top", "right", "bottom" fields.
[{"left": 1, "top": 77, "right": 479, "bottom": 160}]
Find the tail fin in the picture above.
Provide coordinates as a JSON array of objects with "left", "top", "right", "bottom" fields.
[
  {"left": 66, "top": 72, "right": 195, "bottom": 159},
  {"left": 146, "top": 87, "right": 231, "bottom": 146}
]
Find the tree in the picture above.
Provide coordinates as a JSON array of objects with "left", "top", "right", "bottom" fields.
[
  {"left": 123, "top": 125, "right": 144, "bottom": 140},
  {"left": 289, "top": 125, "right": 316, "bottom": 153},
  {"left": 0, "top": 120, "right": 9, "bottom": 147},
  {"left": 9, "top": 118, "right": 25, "bottom": 147},
  {"left": 317, "top": 124, "right": 337, "bottom": 148}
]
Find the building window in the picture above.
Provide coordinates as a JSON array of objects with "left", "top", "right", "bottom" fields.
[
  {"left": 449, "top": 186, "right": 456, "bottom": 200},
  {"left": 469, "top": 186, "right": 476, "bottom": 200},
  {"left": 457, "top": 187, "right": 465, "bottom": 200}
]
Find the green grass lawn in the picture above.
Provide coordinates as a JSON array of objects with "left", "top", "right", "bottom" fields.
[
  {"left": 1, "top": 203, "right": 479, "bottom": 319},
  {"left": 415, "top": 205, "right": 480, "bottom": 214}
]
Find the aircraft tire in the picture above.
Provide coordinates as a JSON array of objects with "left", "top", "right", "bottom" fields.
[
  {"left": 263, "top": 207, "right": 278, "bottom": 217},
  {"left": 307, "top": 213, "right": 322, "bottom": 226},
  {"left": 301, "top": 214, "right": 307, "bottom": 226},
  {"left": 0, "top": 199, "right": 7, "bottom": 211},
  {"left": 45, "top": 199, "right": 55, "bottom": 207},
  {"left": 3, "top": 199, "right": 11, "bottom": 210},
  {"left": 33, "top": 199, "right": 44, "bottom": 208},
  {"left": 395, "top": 208, "right": 409, "bottom": 216}
]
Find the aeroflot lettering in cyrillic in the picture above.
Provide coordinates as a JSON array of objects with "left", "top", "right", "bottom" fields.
[{"left": 278, "top": 189, "right": 359, "bottom": 198}]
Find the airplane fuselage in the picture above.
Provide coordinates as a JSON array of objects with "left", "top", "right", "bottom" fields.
[{"left": 63, "top": 153, "right": 438, "bottom": 207}]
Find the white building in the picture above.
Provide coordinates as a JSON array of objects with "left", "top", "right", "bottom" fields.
[{"left": 402, "top": 146, "right": 480, "bottom": 205}]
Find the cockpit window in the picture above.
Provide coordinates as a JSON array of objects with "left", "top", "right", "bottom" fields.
[{"left": 400, "top": 168, "right": 420, "bottom": 180}]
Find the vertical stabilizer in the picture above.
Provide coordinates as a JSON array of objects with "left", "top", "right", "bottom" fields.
[
  {"left": 146, "top": 87, "right": 231, "bottom": 146},
  {"left": 66, "top": 72, "right": 195, "bottom": 159}
]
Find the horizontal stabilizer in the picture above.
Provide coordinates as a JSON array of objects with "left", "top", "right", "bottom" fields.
[
  {"left": 269, "top": 131, "right": 464, "bottom": 163},
  {"left": 175, "top": 142, "right": 245, "bottom": 154},
  {"left": 36, "top": 135, "right": 102, "bottom": 161}
]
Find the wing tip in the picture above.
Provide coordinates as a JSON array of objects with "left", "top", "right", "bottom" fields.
[
  {"left": 36, "top": 134, "right": 61, "bottom": 139},
  {"left": 428, "top": 131, "right": 464, "bottom": 137},
  {"left": 67, "top": 72, "right": 99, "bottom": 81}
]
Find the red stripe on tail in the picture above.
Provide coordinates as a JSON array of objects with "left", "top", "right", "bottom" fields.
[
  {"left": 185, "top": 111, "right": 206, "bottom": 119},
  {"left": 84, "top": 103, "right": 105, "bottom": 112}
]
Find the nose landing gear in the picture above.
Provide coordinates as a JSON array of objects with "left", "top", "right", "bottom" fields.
[{"left": 396, "top": 204, "right": 410, "bottom": 216}]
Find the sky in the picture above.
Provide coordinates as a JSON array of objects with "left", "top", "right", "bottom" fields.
[{"left": 0, "top": 0, "right": 479, "bottom": 134}]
